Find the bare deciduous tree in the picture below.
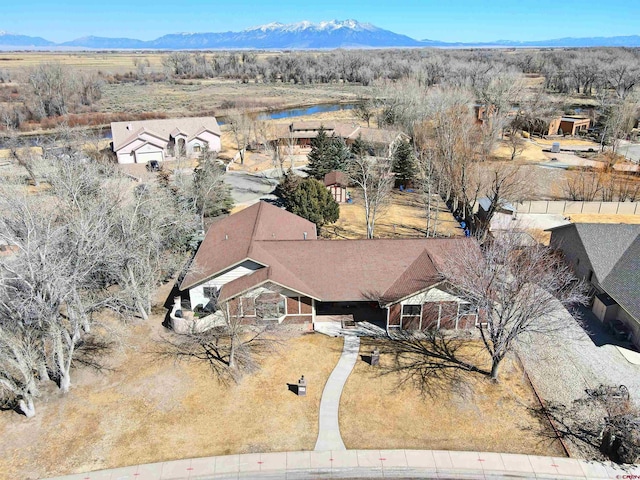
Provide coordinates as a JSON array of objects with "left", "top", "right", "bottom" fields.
[
  {"left": 158, "top": 296, "right": 281, "bottom": 382},
  {"left": 440, "top": 233, "right": 587, "bottom": 380},
  {"left": 347, "top": 155, "right": 394, "bottom": 239},
  {"left": 227, "top": 110, "right": 253, "bottom": 165}
]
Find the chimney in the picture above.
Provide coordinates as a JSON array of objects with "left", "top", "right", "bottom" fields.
[{"left": 303, "top": 232, "right": 307, "bottom": 240}]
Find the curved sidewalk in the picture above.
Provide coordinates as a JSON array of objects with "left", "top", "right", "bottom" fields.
[
  {"left": 44, "top": 449, "right": 639, "bottom": 479},
  {"left": 314, "top": 333, "right": 360, "bottom": 451}
]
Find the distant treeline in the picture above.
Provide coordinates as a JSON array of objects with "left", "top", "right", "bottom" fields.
[
  {"left": 156, "top": 48, "right": 640, "bottom": 96},
  {"left": 1, "top": 47, "right": 639, "bottom": 132}
]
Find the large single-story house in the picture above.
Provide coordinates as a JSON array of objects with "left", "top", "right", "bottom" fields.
[
  {"left": 548, "top": 223, "right": 640, "bottom": 347},
  {"left": 275, "top": 121, "right": 408, "bottom": 156},
  {"left": 177, "top": 201, "right": 480, "bottom": 332},
  {"left": 111, "top": 117, "right": 221, "bottom": 164}
]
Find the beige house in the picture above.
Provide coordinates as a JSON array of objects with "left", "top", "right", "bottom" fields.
[
  {"left": 111, "top": 117, "right": 221, "bottom": 164},
  {"left": 275, "top": 121, "right": 408, "bottom": 156}
]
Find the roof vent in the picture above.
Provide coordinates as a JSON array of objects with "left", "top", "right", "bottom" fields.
[
  {"left": 126, "top": 123, "right": 132, "bottom": 130},
  {"left": 225, "top": 234, "right": 228, "bottom": 240},
  {"left": 303, "top": 232, "right": 308, "bottom": 240}
]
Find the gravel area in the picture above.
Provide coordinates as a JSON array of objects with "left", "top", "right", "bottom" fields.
[
  {"left": 517, "top": 304, "right": 640, "bottom": 409},
  {"left": 516, "top": 303, "right": 640, "bottom": 460}
]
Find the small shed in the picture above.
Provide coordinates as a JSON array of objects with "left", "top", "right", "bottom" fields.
[{"left": 323, "top": 171, "right": 349, "bottom": 203}]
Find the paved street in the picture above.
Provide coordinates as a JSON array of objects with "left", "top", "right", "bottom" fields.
[
  {"left": 618, "top": 140, "right": 640, "bottom": 164},
  {"left": 224, "top": 171, "right": 279, "bottom": 206},
  {"left": 44, "top": 448, "right": 639, "bottom": 479}
]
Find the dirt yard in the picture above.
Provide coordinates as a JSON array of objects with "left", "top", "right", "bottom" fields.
[
  {"left": 340, "top": 338, "right": 566, "bottom": 457},
  {"left": 0, "top": 287, "right": 342, "bottom": 480},
  {"left": 326, "top": 190, "right": 463, "bottom": 239}
]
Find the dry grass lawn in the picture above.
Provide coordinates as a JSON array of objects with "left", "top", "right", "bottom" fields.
[
  {"left": 326, "top": 190, "right": 463, "bottom": 239},
  {"left": 0, "top": 299, "right": 342, "bottom": 480},
  {"left": 493, "top": 139, "right": 549, "bottom": 163},
  {"left": 340, "top": 338, "right": 565, "bottom": 456},
  {"left": 567, "top": 213, "right": 640, "bottom": 224}
]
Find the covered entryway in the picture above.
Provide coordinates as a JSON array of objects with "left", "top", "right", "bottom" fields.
[{"left": 315, "top": 301, "right": 387, "bottom": 330}]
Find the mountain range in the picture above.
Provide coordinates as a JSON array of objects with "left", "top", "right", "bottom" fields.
[{"left": 1, "top": 20, "right": 639, "bottom": 49}]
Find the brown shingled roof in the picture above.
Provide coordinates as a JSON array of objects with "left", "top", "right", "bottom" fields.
[
  {"left": 323, "top": 171, "right": 349, "bottom": 187},
  {"left": 218, "top": 237, "right": 475, "bottom": 304},
  {"left": 183, "top": 201, "right": 479, "bottom": 306},
  {"left": 179, "top": 202, "right": 317, "bottom": 290}
]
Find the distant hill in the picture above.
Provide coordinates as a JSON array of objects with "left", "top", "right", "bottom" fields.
[
  {"left": 0, "top": 31, "right": 54, "bottom": 47},
  {"left": 431, "top": 35, "right": 640, "bottom": 48},
  {"left": 0, "top": 22, "right": 638, "bottom": 49},
  {"left": 60, "top": 36, "right": 147, "bottom": 49}
]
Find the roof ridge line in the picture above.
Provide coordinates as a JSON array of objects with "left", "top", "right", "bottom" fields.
[{"left": 247, "top": 202, "right": 265, "bottom": 258}]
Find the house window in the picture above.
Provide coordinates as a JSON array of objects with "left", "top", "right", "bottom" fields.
[
  {"left": 193, "top": 144, "right": 201, "bottom": 153},
  {"left": 459, "top": 303, "right": 476, "bottom": 314},
  {"left": 203, "top": 287, "right": 218, "bottom": 299},
  {"left": 256, "top": 293, "right": 286, "bottom": 320},
  {"left": 588, "top": 270, "right": 594, "bottom": 282},
  {"left": 402, "top": 305, "right": 421, "bottom": 317}
]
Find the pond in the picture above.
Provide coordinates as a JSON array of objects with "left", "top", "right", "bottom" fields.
[{"left": 217, "top": 102, "right": 356, "bottom": 125}]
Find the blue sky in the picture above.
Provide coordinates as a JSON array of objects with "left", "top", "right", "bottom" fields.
[{"left": 3, "top": 0, "right": 639, "bottom": 42}]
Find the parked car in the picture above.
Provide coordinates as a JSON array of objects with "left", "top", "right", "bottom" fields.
[{"left": 146, "top": 160, "right": 161, "bottom": 172}]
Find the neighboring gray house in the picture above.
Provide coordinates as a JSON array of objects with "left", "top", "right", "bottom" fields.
[
  {"left": 548, "top": 223, "right": 640, "bottom": 348},
  {"left": 111, "top": 117, "right": 221, "bottom": 164}
]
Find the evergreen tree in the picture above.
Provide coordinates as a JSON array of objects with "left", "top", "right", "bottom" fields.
[
  {"left": 349, "top": 134, "right": 372, "bottom": 158},
  {"left": 327, "top": 138, "right": 351, "bottom": 172},
  {"left": 274, "top": 169, "right": 302, "bottom": 206},
  {"left": 306, "top": 126, "right": 333, "bottom": 179},
  {"left": 307, "top": 126, "right": 351, "bottom": 180},
  {"left": 391, "top": 139, "right": 416, "bottom": 187},
  {"left": 286, "top": 178, "right": 340, "bottom": 228}
]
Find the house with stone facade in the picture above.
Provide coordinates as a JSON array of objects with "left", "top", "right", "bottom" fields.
[
  {"left": 111, "top": 117, "right": 221, "bottom": 164},
  {"left": 177, "top": 201, "right": 480, "bottom": 332}
]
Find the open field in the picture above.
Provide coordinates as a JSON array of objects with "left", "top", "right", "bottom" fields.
[
  {"left": 340, "top": 338, "right": 566, "bottom": 457},
  {"left": 0, "top": 52, "right": 168, "bottom": 74},
  {"left": 326, "top": 190, "right": 463, "bottom": 239},
  {"left": 0, "top": 281, "right": 342, "bottom": 480},
  {"left": 97, "top": 80, "right": 370, "bottom": 117}
]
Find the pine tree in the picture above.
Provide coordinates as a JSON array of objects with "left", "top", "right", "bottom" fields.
[
  {"left": 307, "top": 127, "right": 351, "bottom": 180},
  {"left": 286, "top": 178, "right": 340, "bottom": 228},
  {"left": 306, "top": 126, "right": 332, "bottom": 179},
  {"left": 274, "top": 169, "right": 302, "bottom": 207},
  {"left": 327, "top": 138, "right": 351, "bottom": 172},
  {"left": 391, "top": 139, "right": 416, "bottom": 187},
  {"left": 349, "top": 134, "right": 372, "bottom": 158}
]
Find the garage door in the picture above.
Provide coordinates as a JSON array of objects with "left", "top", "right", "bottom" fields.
[{"left": 135, "top": 151, "right": 163, "bottom": 164}]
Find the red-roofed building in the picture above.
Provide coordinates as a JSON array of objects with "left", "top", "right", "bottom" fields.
[{"left": 178, "top": 201, "right": 480, "bottom": 331}]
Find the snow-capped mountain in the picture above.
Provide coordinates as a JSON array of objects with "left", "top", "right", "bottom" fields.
[
  {"left": 146, "top": 19, "right": 421, "bottom": 49},
  {"left": 0, "top": 21, "right": 639, "bottom": 50}
]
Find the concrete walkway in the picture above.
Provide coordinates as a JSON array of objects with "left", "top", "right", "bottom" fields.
[
  {"left": 44, "top": 449, "right": 640, "bottom": 479},
  {"left": 314, "top": 333, "right": 360, "bottom": 451}
]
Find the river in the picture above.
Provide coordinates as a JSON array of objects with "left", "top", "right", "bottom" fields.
[{"left": 0, "top": 102, "right": 357, "bottom": 148}]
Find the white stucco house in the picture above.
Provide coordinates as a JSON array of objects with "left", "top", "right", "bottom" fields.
[{"left": 111, "top": 117, "right": 222, "bottom": 164}]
